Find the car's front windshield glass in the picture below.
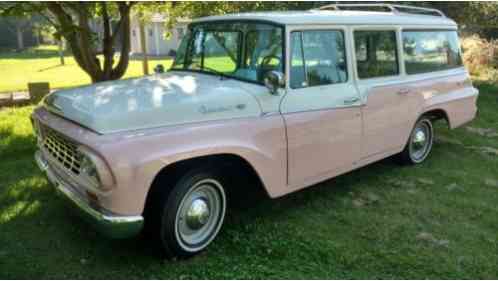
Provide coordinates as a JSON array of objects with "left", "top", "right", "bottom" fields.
[{"left": 171, "top": 21, "right": 284, "bottom": 85}]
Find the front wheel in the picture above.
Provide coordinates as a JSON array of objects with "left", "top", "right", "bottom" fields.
[
  {"left": 397, "top": 117, "right": 434, "bottom": 165},
  {"left": 160, "top": 169, "right": 227, "bottom": 258}
]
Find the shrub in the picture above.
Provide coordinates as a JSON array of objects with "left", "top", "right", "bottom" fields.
[{"left": 461, "top": 34, "right": 498, "bottom": 81}]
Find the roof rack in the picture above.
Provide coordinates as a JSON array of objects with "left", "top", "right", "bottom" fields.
[{"left": 312, "top": 3, "right": 446, "bottom": 17}]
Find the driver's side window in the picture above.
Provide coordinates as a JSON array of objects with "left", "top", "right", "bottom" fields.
[{"left": 290, "top": 30, "right": 348, "bottom": 89}]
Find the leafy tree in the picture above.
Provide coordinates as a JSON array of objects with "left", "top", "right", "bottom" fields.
[
  {"left": 159, "top": 2, "right": 498, "bottom": 37},
  {"left": 1, "top": 2, "right": 135, "bottom": 83},
  {"left": 1, "top": 1, "right": 497, "bottom": 84}
]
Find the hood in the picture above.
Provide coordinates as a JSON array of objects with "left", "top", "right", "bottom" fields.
[{"left": 43, "top": 71, "right": 263, "bottom": 134}]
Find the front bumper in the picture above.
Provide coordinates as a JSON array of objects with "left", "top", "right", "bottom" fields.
[{"left": 35, "top": 150, "right": 144, "bottom": 238}]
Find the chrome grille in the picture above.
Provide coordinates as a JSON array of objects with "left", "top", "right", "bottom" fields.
[{"left": 40, "top": 125, "right": 81, "bottom": 175}]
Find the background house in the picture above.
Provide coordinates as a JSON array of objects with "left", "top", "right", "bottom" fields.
[
  {"left": 0, "top": 17, "right": 41, "bottom": 50},
  {"left": 130, "top": 14, "right": 189, "bottom": 56}
]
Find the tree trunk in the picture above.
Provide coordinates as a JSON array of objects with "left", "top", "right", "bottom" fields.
[
  {"left": 16, "top": 23, "right": 24, "bottom": 51},
  {"left": 139, "top": 20, "right": 149, "bottom": 75},
  {"left": 38, "top": 29, "right": 44, "bottom": 45},
  {"left": 47, "top": 2, "right": 134, "bottom": 84},
  {"left": 58, "top": 40, "right": 65, "bottom": 65},
  {"left": 109, "top": 3, "right": 132, "bottom": 80}
]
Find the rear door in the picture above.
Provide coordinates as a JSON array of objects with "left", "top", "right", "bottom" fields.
[
  {"left": 280, "top": 26, "right": 363, "bottom": 188},
  {"left": 352, "top": 27, "right": 420, "bottom": 161}
]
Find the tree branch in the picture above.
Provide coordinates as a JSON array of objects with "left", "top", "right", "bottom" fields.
[
  {"left": 101, "top": 2, "right": 114, "bottom": 77},
  {"left": 47, "top": 3, "right": 91, "bottom": 75},
  {"left": 111, "top": 2, "right": 132, "bottom": 79},
  {"left": 69, "top": 2, "right": 103, "bottom": 81}
]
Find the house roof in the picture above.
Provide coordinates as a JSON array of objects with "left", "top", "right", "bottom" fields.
[{"left": 193, "top": 10, "right": 457, "bottom": 27}]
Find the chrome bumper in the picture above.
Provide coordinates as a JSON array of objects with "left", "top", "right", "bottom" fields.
[{"left": 35, "top": 150, "right": 144, "bottom": 238}]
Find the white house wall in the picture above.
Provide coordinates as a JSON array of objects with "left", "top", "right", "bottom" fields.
[{"left": 130, "top": 18, "right": 187, "bottom": 56}]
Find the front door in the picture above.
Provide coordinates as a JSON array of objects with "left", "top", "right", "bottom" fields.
[{"left": 281, "top": 28, "right": 363, "bottom": 188}]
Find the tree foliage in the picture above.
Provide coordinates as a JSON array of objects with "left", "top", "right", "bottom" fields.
[
  {"left": 1, "top": 1, "right": 497, "bottom": 84},
  {"left": 149, "top": 1, "right": 498, "bottom": 33},
  {"left": 1, "top": 2, "right": 135, "bottom": 83}
]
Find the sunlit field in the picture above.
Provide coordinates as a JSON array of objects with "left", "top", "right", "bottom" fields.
[{"left": 0, "top": 45, "right": 173, "bottom": 93}]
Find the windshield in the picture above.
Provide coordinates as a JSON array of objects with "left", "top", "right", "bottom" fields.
[{"left": 171, "top": 21, "right": 284, "bottom": 84}]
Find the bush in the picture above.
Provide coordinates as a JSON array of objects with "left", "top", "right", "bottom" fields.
[{"left": 461, "top": 35, "right": 498, "bottom": 80}]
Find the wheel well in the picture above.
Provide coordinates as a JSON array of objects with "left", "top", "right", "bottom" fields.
[
  {"left": 423, "top": 109, "right": 450, "bottom": 128},
  {"left": 142, "top": 154, "right": 266, "bottom": 217}
]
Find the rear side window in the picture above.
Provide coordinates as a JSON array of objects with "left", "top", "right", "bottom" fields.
[
  {"left": 290, "top": 30, "right": 347, "bottom": 88},
  {"left": 403, "top": 30, "right": 463, "bottom": 74},
  {"left": 354, "top": 30, "right": 399, "bottom": 79}
]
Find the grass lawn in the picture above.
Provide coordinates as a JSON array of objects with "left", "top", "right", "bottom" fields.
[
  {"left": 0, "top": 45, "right": 173, "bottom": 93},
  {"left": 0, "top": 81, "right": 497, "bottom": 278}
]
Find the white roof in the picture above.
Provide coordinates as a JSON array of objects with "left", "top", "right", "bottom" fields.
[{"left": 193, "top": 10, "right": 457, "bottom": 27}]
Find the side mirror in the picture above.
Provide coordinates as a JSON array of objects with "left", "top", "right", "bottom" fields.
[
  {"left": 264, "top": 71, "right": 285, "bottom": 95},
  {"left": 154, "top": 64, "right": 165, "bottom": 74}
]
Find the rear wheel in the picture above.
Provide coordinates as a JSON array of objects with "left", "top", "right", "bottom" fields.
[
  {"left": 159, "top": 169, "right": 226, "bottom": 258},
  {"left": 397, "top": 117, "right": 434, "bottom": 164}
]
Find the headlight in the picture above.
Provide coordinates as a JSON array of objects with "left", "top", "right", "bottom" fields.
[
  {"left": 77, "top": 146, "right": 115, "bottom": 192},
  {"left": 80, "top": 153, "right": 101, "bottom": 188}
]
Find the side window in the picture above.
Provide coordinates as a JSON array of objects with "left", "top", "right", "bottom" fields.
[
  {"left": 403, "top": 30, "right": 463, "bottom": 74},
  {"left": 290, "top": 30, "right": 347, "bottom": 89},
  {"left": 354, "top": 30, "right": 399, "bottom": 79}
]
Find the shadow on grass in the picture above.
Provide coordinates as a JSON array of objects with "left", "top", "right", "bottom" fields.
[
  {"left": 0, "top": 124, "right": 36, "bottom": 161},
  {"left": 0, "top": 47, "right": 69, "bottom": 60},
  {"left": 37, "top": 64, "right": 65, "bottom": 72},
  {"left": 0, "top": 46, "right": 172, "bottom": 64},
  {"left": 0, "top": 123, "right": 400, "bottom": 266},
  {"left": 224, "top": 154, "right": 403, "bottom": 231}
]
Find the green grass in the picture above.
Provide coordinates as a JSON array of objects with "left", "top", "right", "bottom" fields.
[
  {"left": 0, "top": 81, "right": 497, "bottom": 279},
  {"left": 0, "top": 45, "right": 173, "bottom": 93}
]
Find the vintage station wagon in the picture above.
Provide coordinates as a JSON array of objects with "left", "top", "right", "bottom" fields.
[{"left": 33, "top": 4, "right": 478, "bottom": 257}]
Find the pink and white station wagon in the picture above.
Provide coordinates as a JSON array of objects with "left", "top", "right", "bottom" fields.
[{"left": 32, "top": 4, "right": 478, "bottom": 257}]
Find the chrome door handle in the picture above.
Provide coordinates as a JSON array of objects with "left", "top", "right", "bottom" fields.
[
  {"left": 343, "top": 97, "right": 360, "bottom": 105},
  {"left": 397, "top": 89, "right": 411, "bottom": 95}
]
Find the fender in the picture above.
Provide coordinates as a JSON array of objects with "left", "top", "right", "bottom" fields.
[{"left": 97, "top": 115, "right": 288, "bottom": 216}]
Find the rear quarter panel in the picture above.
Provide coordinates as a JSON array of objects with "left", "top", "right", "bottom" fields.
[{"left": 405, "top": 68, "right": 478, "bottom": 129}]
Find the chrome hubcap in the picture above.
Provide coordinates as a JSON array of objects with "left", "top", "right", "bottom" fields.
[
  {"left": 413, "top": 130, "right": 427, "bottom": 150},
  {"left": 175, "top": 179, "right": 226, "bottom": 252},
  {"left": 186, "top": 198, "right": 210, "bottom": 230},
  {"left": 409, "top": 120, "right": 432, "bottom": 162}
]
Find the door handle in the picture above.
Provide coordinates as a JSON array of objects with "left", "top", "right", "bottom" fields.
[
  {"left": 343, "top": 97, "right": 360, "bottom": 105},
  {"left": 397, "top": 89, "right": 411, "bottom": 95}
]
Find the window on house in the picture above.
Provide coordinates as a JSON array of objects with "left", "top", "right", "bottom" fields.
[
  {"left": 148, "top": 29, "right": 153, "bottom": 37},
  {"left": 132, "top": 30, "right": 136, "bottom": 37},
  {"left": 290, "top": 30, "right": 347, "bottom": 88},
  {"left": 403, "top": 30, "right": 463, "bottom": 74},
  {"left": 354, "top": 30, "right": 399, "bottom": 79}
]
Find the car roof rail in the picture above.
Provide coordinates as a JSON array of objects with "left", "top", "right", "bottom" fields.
[{"left": 312, "top": 3, "right": 446, "bottom": 18}]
